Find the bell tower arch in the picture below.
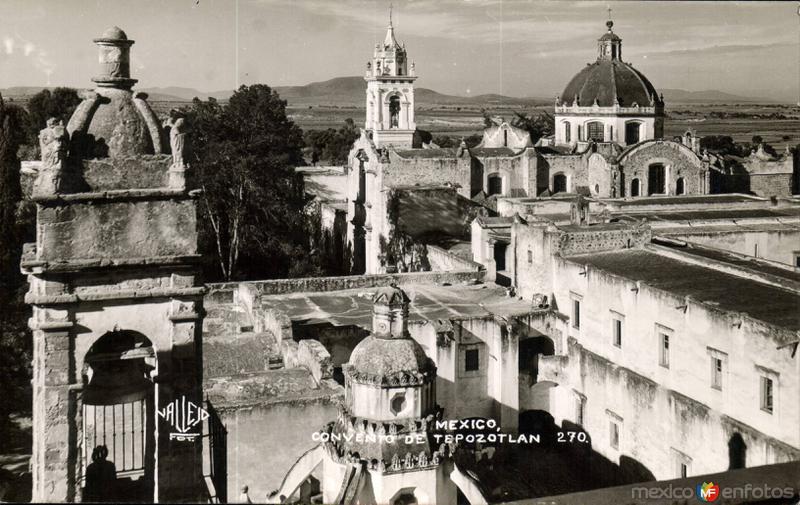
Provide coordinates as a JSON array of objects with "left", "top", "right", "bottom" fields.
[{"left": 365, "top": 7, "right": 417, "bottom": 148}]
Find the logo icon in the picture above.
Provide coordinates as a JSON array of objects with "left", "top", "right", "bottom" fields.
[
  {"left": 157, "top": 396, "right": 209, "bottom": 441},
  {"left": 696, "top": 482, "right": 720, "bottom": 502}
]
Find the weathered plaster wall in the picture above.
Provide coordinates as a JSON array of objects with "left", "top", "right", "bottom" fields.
[{"left": 548, "top": 257, "right": 799, "bottom": 479}]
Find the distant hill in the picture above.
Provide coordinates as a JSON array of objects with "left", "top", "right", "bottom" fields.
[
  {"left": 660, "top": 88, "right": 770, "bottom": 104},
  {"left": 0, "top": 80, "right": 776, "bottom": 106}
]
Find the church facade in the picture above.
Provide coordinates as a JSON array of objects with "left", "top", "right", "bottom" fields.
[{"left": 344, "top": 17, "right": 728, "bottom": 276}]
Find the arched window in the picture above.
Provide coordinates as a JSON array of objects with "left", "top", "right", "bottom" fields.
[
  {"left": 625, "top": 121, "right": 641, "bottom": 145},
  {"left": 676, "top": 177, "right": 685, "bottom": 195},
  {"left": 389, "top": 95, "right": 400, "bottom": 128},
  {"left": 553, "top": 173, "right": 567, "bottom": 194},
  {"left": 630, "top": 178, "right": 640, "bottom": 197},
  {"left": 586, "top": 121, "right": 604, "bottom": 142},
  {"left": 563, "top": 122, "right": 571, "bottom": 143},
  {"left": 648, "top": 163, "right": 666, "bottom": 195},
  {"left": 488, "top": 174, "right": 503, "bottom": 196}
]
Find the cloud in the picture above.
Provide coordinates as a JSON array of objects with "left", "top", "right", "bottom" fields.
[{"left": 2, "top": 34, "right": 55, "bottom": 83}]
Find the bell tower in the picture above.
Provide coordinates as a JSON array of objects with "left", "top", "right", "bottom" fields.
[{"left": 365, "top": 6, "right": 417, "bottom": 148}]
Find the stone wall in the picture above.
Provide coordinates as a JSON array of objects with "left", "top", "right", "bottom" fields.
[
  {"left": 426, "top": 245, "right": 483, "bottom": 272},
  {"left": 750, "top": 174, "right": 794, "bottom": 197},
  {"left": 618, "top": 140, "right": 707, "bottom": 196},
  {"left": 208, "top": 269, "right": 485, "bottom": 296},
  {"left": 385, "top": 151, "right": 472, "bottom": 198},
  {"left": 35, "top": 196, "right": 197, "bottom": 262}
]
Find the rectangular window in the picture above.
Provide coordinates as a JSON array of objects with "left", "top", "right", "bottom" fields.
[
  {"left": 465, "top": 348, "right": 480, "bottom": 372},
  {"left": 575, "top": 395, "right": 585, "bottom": 426},
  {"left": 680, "top": 462, "right": 688, "bottom": 478},
  {"left": 659, "top": 333, "right": 670, "bottom": 368},
  {"left": 527, "top": 249, "right": 533, "bottom": 264},
  {"left": 794, "top": 252, "right": 800, "bottom": 268},
  {"left": 609, "top": 420, "right": 619, "bottom": 449},
  {"left": 612, "top": 318, "right": 623, "bottom": 347},
  {"left": 572, "top": 299, "right": 581, "bottom": 329},
  {"left": 711, "top": 357, "right": 723, "bottom": 390},
  {"left": 761, "top": 376, "right": 774, "bottom": 413},
  {"left": 564, "top": 123, "right": 571, "bottom": 143}
]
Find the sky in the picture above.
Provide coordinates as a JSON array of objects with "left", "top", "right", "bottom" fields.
[{"left": 1, "top": 0, "right": 798, "bottom": 102}]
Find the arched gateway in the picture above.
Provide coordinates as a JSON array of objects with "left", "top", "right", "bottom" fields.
[{"left": 22, "top": 27, "right": 205, "bottom": 502}]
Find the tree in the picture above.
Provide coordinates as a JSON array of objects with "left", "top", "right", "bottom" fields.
[
  {"left": 188, "top": 85, "right": 319, "bottom": 281},
  {"left": 0, "top": 94, "right": 32, "bottom": 427},
  {"left": 25, "top": 87, "right": 81, "bottom": 146},
  {"left": 304, "top": 118, "right": 359, "bottom": 165},
  {"left": 510, "top": 111, "right": 554, "bottom": 144}
]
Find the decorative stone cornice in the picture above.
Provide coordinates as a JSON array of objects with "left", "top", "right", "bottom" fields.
[
  {"left": 343, "top": 364, "right": 435, "bottom": 387},
  {"left": 25, "top": 286, "right": 206, "bottom": 306}
]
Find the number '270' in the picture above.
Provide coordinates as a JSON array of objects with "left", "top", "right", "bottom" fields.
[{"left": 557, "top": 431, "right": 588, "bottom": 443}]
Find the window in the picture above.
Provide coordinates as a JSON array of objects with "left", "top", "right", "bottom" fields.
[
  {"left": 465, "top": 348, "right": 480, "bottom": 372},
  {"left": 625, "top": 121, "right": 641, "bottom": 144},
  {"left": 389, "top": 95, "right": 401, "bottom": 128},
  {"left": 761, "top": 376, "right": 774, "bottom": 413},
  {"left": 648, "top": 163, "right": 666, "bottom": 195},
  {"left": 659, "top": 332, "right": 670, "bottom": 368},
  {"left": 575, "top": 395, "right": 586, "bottom": 426},
  {"left": 571, "top": 297, "right": 581, "bottom": 329},
  {"left": 527, "top": 249, "right": 533, "bottom": 264},
  {"left": 609, "top": 420, "right": 619, "bottom": 449},
  {"left": 564, "top": 122, "right": 571, "bottom": 143},
  {"left": 577, "top": 125, "right": 582, "bottom": 141},
  {"left": 754, "top": 243, "right": 759, "bottom": 258},
  {"left": 390, "top": 393, "right": 407, "bottom": 415},
  {"left": 711, "top": 357, "right": 723, "bottom": 390},
  {"left": 794, "top": 252, "right": 800, "bottom": 268},
  {"left": 680, "top": 462, "right": 689, "bottom": 478},
  {"left": 612, "top": 317, "right": 623, "bottom": 348},
  {"left": 587, "top": 121, "right": 604, "bottom": 142}
]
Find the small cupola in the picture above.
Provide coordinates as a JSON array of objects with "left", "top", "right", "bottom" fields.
[{"left": 597, "top": 20, "right": 622, "bottom": 61}]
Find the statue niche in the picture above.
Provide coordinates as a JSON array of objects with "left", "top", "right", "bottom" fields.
[{"left": 33, "top": 118, "right": 69, "bottom": 197}]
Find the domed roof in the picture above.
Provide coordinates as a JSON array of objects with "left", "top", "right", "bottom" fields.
[
  {"left": 67, "top": 88, "right": 164, "bottom": 159},
  {"left": 100, "top": 26, "right": 128, "bottom": 40},
  {"left": 348, "top": 335, "right": 434, "bottom": 383},
  {"left": 373, "top": 285, "right": 410, "bottom": 306},
  {"left": 560, "top": 59, "right": 660, "bottom": 108}
]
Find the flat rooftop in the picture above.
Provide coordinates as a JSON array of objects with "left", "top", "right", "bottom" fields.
[
  {"left": 653, "top": 239, "right": 800, "bottom": 284},
  {"left": 565, "top": 249, "right": 800, "bottom": 332},
  {"left": 261, "top": 283, "right": 538, "bottom": 329},
  {"left": 611, "top": 195, "right": 762, "bottom": 206}
]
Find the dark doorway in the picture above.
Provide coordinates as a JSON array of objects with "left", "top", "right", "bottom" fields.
[
  {"left": 648, "top": 164, "right": 666, "bottom": 195},
  {"left": 728, "top": 433, "right": 747, "bottom": 470},
  {"left": 519, "top": 336, "right": 555, "bottom": 383},
  {"left": 488, "top": 175, "right": 503, "bottom": 196},
  {"left": 625, "top": 122, "right": 641, "bottom": 145},
  {"left": 676, "top": 177, "right": 685, "bottom": 195},
  {"left": 389, "top": 96, "right": 400, "bottom": 128},
  {"left": 494, "top": 242, "right": 507, "bottom": 271},
  {"left": 553, "top": 173, "right": 567, "bottom": 194},
  {"left": 630, "top": 178, "right": 640, "bottom": 197}
]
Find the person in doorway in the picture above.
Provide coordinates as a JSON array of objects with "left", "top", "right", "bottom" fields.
[{"left": 84, "top": 445, "right": 118, "bottom": 502}]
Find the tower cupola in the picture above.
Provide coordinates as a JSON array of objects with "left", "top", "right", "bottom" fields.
[{"left": 597, "top": 19, "right": 622, "bottom": 61}]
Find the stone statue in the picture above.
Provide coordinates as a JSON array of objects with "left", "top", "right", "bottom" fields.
[
  {"left": 33, "top": 118, "right": 69, "bottom": 197},
  {"left": 163, "top": 109, "right": 187, "bottom": 168}
]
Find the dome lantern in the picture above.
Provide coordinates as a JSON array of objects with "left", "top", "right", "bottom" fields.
[{"left": 92, "top": 26, "right": 137, "bottom": 90}]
